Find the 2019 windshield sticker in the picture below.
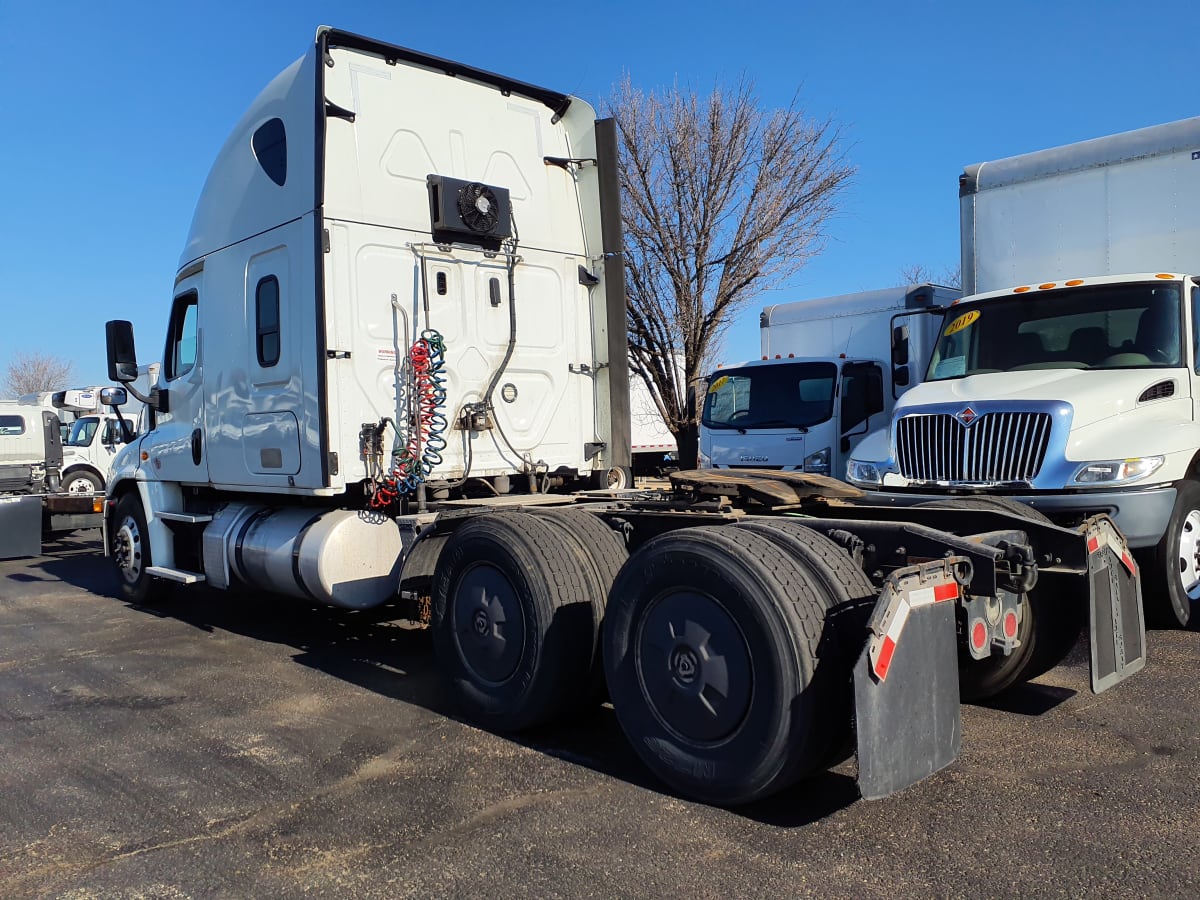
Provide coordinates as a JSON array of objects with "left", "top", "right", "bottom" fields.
[{"left": 943, "top": 310, "right": 980, "bottom": 336}]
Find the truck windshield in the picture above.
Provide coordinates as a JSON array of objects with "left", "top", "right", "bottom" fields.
[
  {"left": 926, "top": 282, "right": 1183, "bottom": 380},
  {"left": 66, "top": 417, "right": 100, "bottom": 447},
  {"left": 702, "top": 362, "right": 837, "bottom": 429}
]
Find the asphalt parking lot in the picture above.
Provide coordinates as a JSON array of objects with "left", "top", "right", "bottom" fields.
[{"left": 3, "top": 532, "right": 1200, "bottom": 898}]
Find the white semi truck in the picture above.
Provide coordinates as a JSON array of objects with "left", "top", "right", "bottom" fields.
[
  {"left": 848, "top": 116, "right": 1200, "bottom": 629},
  {"left": 97, "top": 27, "right": 1148, "bottom": 806},
  {"left": 699, "top": 285, "right": 957, "bottom": 475}
]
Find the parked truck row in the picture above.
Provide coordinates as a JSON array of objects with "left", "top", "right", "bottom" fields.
[{"left": 83, "top": 27, "right": 1152, "bottom": 808}]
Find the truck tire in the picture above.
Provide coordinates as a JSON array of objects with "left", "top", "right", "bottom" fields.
[
  {"left": 915, "top": 496, "right": 1083, "bottom": 698},
  {"left": 603, "top": 526, "right": 836, "bottom": 806},
  {"left": 590, "top": 465, "right": 632, "bottom": 491},
  {"left": 1138, "top": 479, "right": 1200, "bottom": 628},
  {"left": 431, "top": 512, "right": 599, "bottom": 731},
  {"left": 109, "top": 493, "right": 169, "bottom": 606},
  {"left": 530, "top": 508, "right": 629, "bottom": 695},
  {"left": 62, "top": 468, "right": 103, "bottom": 495},
  {"left": 734, "top": 518, "right": 877, "bottom": 759}
]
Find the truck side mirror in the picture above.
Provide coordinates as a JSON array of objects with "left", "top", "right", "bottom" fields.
[
  {"left": 891, "top": 324, "right": 910, "bottom": 366},
  {"left": 100, "top": 387, "right": 128, "bottom": 407},
  {"left": 893, "top": 365, "right": 911, "bottom": 387},
  {"left": 106, "top": 320, "right": 139, "bottom": 383}
]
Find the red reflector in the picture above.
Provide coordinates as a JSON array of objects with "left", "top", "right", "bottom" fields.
[
  {"left": 971, "top": 621, "right": 988, "bottom": 650},
  {"left": 1087, "top": 536, "right": 1099, "bottom": 554},
  {"left": 933, "top": 582, "right": 958, "bottom": 602},
  {"left": 1003, "top": 611, "right": 1018, "bottom": 639},
  {"left": 874, "top": 636, "right": 897, "bottom": 681}
]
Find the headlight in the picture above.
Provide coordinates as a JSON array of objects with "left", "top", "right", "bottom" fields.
[
  {"left": 846, "top": 459, "right": 882, "bottom": 486},
  {"left": 1072, "top": 456, "right": 1164, "bottom": 486},
  {"left": 803, "top": 447, "right": 831, "bottom": 476},
  {"left": 697, "top": 449, "right": 712, "bottom": 469}
]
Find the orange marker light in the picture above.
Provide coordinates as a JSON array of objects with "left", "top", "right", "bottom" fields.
[
  {"left": 1065, "top": 279, "right": 1084, "bottom": 286},
  {"left": 1038, "top": 283, "right": 1056, "bottom": 290},
  {"left": 1156, "top": 273, "right": 1175, "bottom": 279},
  {"left": 1014, "top": 286, "right": 1031, "bottom": 293},
  {"left": 141, "top": 451, "right": 149, "bottom": 461}
]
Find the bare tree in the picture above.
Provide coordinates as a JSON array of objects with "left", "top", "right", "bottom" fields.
[
  {"left": 607, "top": 76, "right": 853, "bottom": 466},
  {"left": 3, "top": 351, "right": 75, "bottom": 398},
  {"left": 899, "top": 263, "right": 961, "bottom": 289}
]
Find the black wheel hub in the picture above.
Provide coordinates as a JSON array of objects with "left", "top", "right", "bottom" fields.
[
  {"left": 453, "top": 563, "right": 525, "bottom": 684},
  {"left": 636, "top": 591, "right": 752, "bottom": 743}
]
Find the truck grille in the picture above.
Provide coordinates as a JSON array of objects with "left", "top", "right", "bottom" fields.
[{"left": 895, "top": 412, "right": 1052, "bottom": 483}]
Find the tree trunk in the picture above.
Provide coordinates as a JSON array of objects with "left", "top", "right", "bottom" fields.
[{"left": 675, "top": 421, "right": 700, "bottom": 470}]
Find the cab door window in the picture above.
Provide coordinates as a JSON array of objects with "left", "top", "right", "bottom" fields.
[
  {"left": 840, "top": 363, "right": 884, "bottom": 436},
  {"left": 165, "top": 291, "right": 199, "bottom": 380}
]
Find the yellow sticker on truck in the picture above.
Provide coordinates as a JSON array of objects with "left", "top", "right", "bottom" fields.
[
  {"left": 708, "top": 375, "right": 729, "bottom": 394},
  {"left": 943, "top": 309, "right": 980, "bottom": 336}
]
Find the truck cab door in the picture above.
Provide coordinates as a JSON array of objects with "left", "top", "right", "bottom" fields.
[
  {"left": 837, "top": 362, "right": 884, "bottom": 460},
  {"left": 148, "top": 283, "right": 210, "bottom": 484},
  {"left": 889, "top": 308, "right": 942, "bottom": 398}
]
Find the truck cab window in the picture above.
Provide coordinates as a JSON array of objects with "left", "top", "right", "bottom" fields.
[
  {"left": 66, "top": 417, "right": 100, "bottom": 446},
  {"left": 0, "top": 415, "right": 25, "bottom": 436},
  {"left": 165, "top": 291, "right": 199, "bottom": 381},
  {"left": 840, "top": 364, "right": 884, "bottom": 435},
  {"left": 256, "top": 275, "right": 281, "bottom": 367},
  {"left": 1192, "top": 285, "right": 1200, "bottom": 375}
]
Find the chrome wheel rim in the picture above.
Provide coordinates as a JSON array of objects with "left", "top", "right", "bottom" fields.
[
  {"left": 1178, "top": 509, "right": 1200, "bottom": 602},
  {"left": 114, "top": 515, "right": 144, "bottom": 586}
]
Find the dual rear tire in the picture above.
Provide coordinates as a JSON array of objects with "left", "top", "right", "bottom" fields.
[{"left": 432, "top": 512, "right": 864, "bottom": 805}]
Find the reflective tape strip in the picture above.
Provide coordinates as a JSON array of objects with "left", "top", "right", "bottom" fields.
[
  {"left": 1120, "top": 549, "right": 1137, "bottom": 575},
  {"left": 869, "top": 596, "right": 912, "bottom": 682},
  {"left": 907, "top": 580, "right": 959, "bottom": 608}
]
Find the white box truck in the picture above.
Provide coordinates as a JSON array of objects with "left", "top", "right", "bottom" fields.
[
  {"left": 95, "top": 27, "right": 1148, "bottom": 806},
  {"left": 0, "top": 397, "right": 106, "bottom": 558},
  {"left": 699, "top": 284, "right": 957, "bottom": 476},
  {"left": 848, "top": 116, "right": 1200, "bottom": 627},
  {"left": 52, "top": 368, "right": 158, "bottom": 495}
]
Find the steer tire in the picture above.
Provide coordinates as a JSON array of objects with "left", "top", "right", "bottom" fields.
[
  {"left": 62, "top": 468, "right": 103, "bottom": 495},
  {"left": 109, "top": 493, "right": 170, "bottom": 607},
  {"left": 603, "top": 525, "right": 836, "bottom": 806},
  {"left": 431, "top": 512, "right": 598, "bottom": 731},
  {"left": 1137, "top": 479, "right": 1200, "bottom": 628}
]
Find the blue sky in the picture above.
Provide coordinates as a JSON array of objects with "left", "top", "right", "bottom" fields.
[{"left": 2, "top": 0, "right": 1197, "bottom": 389}]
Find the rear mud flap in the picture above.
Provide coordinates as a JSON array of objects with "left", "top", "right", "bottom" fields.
[
  {"left": 1086, "top": 519, "right": 1146, "bottom": 693},
  {"left": 0, "top": 495, "right": 42, "bottom": 559},
  {"left": 854, "top": 561, "right": 965, "bottom": 800}
]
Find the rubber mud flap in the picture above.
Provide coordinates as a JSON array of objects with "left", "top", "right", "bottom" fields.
[
  {"left": 0, "top": 495, "right": 42, "bottom": 559},
  {"left": 854, "top": 580, "right": 961, "bottom": 801},
  {"left": 1086, "top": 519, "right": 1146, "bottom": 693}
]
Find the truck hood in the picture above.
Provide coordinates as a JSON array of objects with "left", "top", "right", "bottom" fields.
[{"left": 899, "top": 368, "right": 1187, "bottom": 429}]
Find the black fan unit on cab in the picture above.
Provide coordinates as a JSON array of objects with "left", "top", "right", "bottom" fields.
[{"left": 427, "top": 175, "right": 512, "bottom": 248}]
